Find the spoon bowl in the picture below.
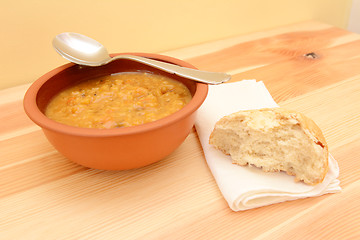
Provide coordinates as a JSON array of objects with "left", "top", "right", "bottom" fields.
[
  {"left": 53, "top": 32, "right": 112, "bottom": 66},
  {"left": 53, "top": 32, "right": 231, "bottom": 84}
]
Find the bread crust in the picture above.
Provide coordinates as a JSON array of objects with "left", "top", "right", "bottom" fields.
[{"left": 209, "top": 108, "right": 329, "bottom": 185}]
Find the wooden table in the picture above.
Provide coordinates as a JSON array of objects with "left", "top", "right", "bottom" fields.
[{"left": 1, "top": 21, "right": 360, "bottom": 239}]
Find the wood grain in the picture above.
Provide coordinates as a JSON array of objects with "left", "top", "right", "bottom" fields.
[{"left": 1, "top": 21, "right": 360, "bottom": 239}]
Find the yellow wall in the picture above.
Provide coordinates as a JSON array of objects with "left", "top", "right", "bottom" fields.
[{"left": 0, "top": 0, "right": 353, "bottom": 89}]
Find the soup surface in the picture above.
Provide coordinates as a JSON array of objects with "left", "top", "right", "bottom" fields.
[{"left": 45, "top": 72, "right": 192, "bottom": 129}]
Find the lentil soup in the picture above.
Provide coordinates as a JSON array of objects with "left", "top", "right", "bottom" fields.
[{"left": 45, "top": 72, "right": 192, "bottom": 129}]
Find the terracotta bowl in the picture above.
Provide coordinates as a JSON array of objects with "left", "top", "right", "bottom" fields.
[{"left": 23, "top": 53, "right": 208, "bottom": 170}]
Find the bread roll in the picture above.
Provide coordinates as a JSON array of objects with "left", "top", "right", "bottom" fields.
[{"left": 209, "top": 108, "right": 329, "bottom": 185}]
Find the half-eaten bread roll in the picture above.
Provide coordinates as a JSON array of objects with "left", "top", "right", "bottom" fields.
[{"left": 209, "top": 108, "right": 329, "bottom": 185}]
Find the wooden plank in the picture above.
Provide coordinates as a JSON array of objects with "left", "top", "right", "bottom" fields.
[
  {"left": 254, "top": 181, "right": 360, "bottom": 240},
  {"left": 232, "top": 41, "right": 360, "bottom": 102},
  {"left": 187, "top": 26, "right": 354, "bottom": 72}
]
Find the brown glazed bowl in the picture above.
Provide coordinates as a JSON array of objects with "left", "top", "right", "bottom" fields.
[{"left": 24, "top": 53, "right": 208, "bottom": 170}]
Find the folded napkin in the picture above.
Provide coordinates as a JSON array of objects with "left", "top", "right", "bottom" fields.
[{"left": 195, "top": 80, "right": 341, "bottom": 211}]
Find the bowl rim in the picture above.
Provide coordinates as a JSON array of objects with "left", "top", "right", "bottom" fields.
[{"left": 23, "top": 52, "right": 208, "bottom": 137}]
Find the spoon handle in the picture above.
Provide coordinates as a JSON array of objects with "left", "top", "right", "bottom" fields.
[{"left": 112, "top": 55, "right": 231, "bottom": 85}]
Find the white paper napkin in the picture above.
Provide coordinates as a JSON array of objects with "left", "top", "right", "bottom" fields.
[{"left": 195, "top": 80, "right": 341, "bottom": 211}]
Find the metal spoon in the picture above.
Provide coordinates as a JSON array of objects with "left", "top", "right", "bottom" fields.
[{"left": 52, "top": 32, "right": 231, "bottom": 84}]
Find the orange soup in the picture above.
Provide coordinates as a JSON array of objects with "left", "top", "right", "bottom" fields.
[{"left": 45, "top": 72, "right": 192, "bottom": 129}]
